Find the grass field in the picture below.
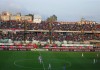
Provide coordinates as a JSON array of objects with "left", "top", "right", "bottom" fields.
[{"left": 0, "top": 51, "right": 100, "bottom": 70}]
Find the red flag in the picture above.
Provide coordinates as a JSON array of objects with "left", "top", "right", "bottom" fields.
[
  {"left": 18, "top": 44, "right": 22, "bottom": 48},
  {"left": 45, "top": 45, "right": 49, "bottom": 48},
  {"left": 2, "top": 45, "right": 5, "bottom": 48},
  {"left": 33, "top": 44, "right": 38, "bottom": 48},
  {"left": 53, "top": 44, "right": 57, "bottom": 48},
  {"left": 27, "top": 44, "right": 32, "bottom": 48},
  {"left": 62, "top": 46, "right": 66, "bottom": 49},
  {"left": 27, "top": 44, "right": 30, "bottom": 48},
  {"left": 10, "top": 45, "right": 13, "bottom": 49},
  {"left": 88, "top": 46, "right": 92, "bottom": 49},
  {"left": 79, "top": 46, "right": 82, "bottom": 49}
]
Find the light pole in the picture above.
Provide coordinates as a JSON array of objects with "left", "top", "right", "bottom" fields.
[
  {"left": 24, "top": 20, "right": 27, "bottom": 45},
  {"left": 49, "top": 22, "right": 52, "bottom": 44}
]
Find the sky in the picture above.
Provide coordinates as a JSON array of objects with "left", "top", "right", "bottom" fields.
[{"left": 0, "top": 0, "right": 100, "bottom": 22}]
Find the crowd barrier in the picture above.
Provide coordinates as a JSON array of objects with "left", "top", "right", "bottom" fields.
[{"left": 0, "top": 47, "right": 100, "bottom": 52}]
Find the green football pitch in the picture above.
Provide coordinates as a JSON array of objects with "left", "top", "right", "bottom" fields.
[{"left": 0, "top": 51, "right": 100, "bottom": 70}]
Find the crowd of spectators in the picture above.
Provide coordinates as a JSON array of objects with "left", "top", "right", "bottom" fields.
[
  {"left": 0, "top": 21, "right": 100, "bottom": 31},
  {"left": 95, "top": 24, "right": 100, "bottom": 31},
  {"left": 0, "top": 31, "right": 100, "bottom": 42},
  {"left": 0, "top": 21, "right": 100, "bottom": 43}
]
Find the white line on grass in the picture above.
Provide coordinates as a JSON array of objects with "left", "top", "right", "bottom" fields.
[
  {"left": 14, "top": 59, "right": 33, "bottom": 69},
  {"left": 14, "top": 59, "right": 46, "bottom": 69}
]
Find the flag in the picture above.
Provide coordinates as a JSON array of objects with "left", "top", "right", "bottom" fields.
[
  {"left": 18, "top": 44, "right": 22, "bottom": 48},
  {"left": 87, "top": 46, "right": 92, "bottom": 49},
  {"left": 53, "top": 44, "right": 57, "bottom": 48},
  {"left": 2, "top": 45, "right": 5, "bottom": 48},
  {"left": 10, "top": 45, "right": 13, "bottom": 49},
  {"left": 72, "top": 46, "right": 74, "bottom": 49},
  {"left": 62, "top": 46, "right": 66, "bottom": 49},
  {"left": 79, "top": 46, "right": 82, "bottom": 49},
  {"left": 45, "top": 45, "right": 49, "bottom": 48},
  {"left": 33, "top": 44, "right": 38, "bottom": 48},
  {"left": 27, "top": 44, "right": 31, "bottom": 48}
]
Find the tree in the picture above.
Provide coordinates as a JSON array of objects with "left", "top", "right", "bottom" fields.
[
  {"left": 46, "top": 15, "right": 57, "bottom": 22},
  {"left": 46, "top": 15, "right": 57, "bottom": 44},
  {"left": 26, "top": 14, "right": 34, "bottom": 21}
]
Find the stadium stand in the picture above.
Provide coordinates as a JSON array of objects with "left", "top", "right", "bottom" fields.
[{"left": 0, "top": 20, "right": 100, "bottom": 51}]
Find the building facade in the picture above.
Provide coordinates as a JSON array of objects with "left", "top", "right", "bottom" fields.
[
  {"left": 0, "top": 11, "right": 42, "bottom": 23},
  {"left": 33, "top": 15, "right": 42, "bottom": 23}
]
